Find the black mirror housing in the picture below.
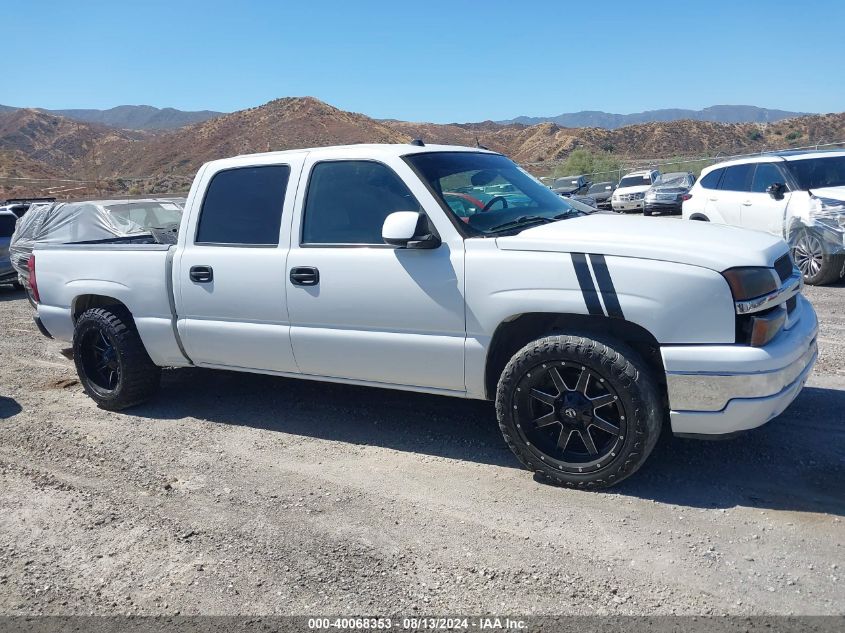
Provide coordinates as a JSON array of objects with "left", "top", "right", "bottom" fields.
[{"left": 766, "top": 182, "right": 786, "bottom": 200}]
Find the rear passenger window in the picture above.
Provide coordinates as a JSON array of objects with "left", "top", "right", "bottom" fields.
[
  {"left": 719, "top": 164, "right": 753, "bottom": 192},
  {"left": 0, "top": 214, "right": 16, "bottom": 238},
  {"left": 196, "top": 165, "right": 290, "bottom": 245},
  {"left": 698, "top": 168, "right": 723, "bottom": 189},
  {"left": 302, "top": 161, "right": 422, "bottom": 245}
]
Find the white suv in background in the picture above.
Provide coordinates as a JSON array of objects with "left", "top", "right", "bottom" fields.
[
  {"left": 611, "top": 169, "right": 659, "bottom": 213},
  {"left": 682, "top": 150, "right": 845, "bottom": 285}
]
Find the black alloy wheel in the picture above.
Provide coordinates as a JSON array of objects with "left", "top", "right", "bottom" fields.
[
  {"left": 513, "top": 361, "right": 625, "bottom": 474},
  {"left": 79, "top": 328, "right": 121, "bottom": 394},
  {"left": 73, "top": 307, "right": 161, "bottom": 410},
  {"left": 496, "top": 334, "right": 662, "bottom": 488}
]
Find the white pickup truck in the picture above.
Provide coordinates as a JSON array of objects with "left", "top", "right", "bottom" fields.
[{"left": 31, "top": 143, "right": 818, "bottom": 488}]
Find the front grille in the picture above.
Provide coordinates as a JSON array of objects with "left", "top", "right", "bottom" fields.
[{"left": 774, "top": 253, "right": 794, "bottom": 283}]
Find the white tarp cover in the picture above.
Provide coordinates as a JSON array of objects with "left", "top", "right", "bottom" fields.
[{"left": 10, "top": 198, "right": 184, "bottom": 278}]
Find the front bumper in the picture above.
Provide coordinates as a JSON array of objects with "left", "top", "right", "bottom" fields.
[
  {"left": 644, "top": 200, "right": 682, "bottom": 213},
  {"left": 611, "top": 199, "right": 644, "bottom": 212},
  {"left": 661, "top": 295, "right": 818, "bottom": 436}
]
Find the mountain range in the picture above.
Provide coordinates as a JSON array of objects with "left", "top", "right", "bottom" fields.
[
  {"left": 0, "top": 104, "right": 223, "bottom": 130},
  {"left": 500, "top": 105, "right": 808, "bottom": 129},
  {"left": 0, "top": 103, "right": 811, "bottom": 131},
  {"left": 0, "top": 97, "right": 842, "bottom": 200}
]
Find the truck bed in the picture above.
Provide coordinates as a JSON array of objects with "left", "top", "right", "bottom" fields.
[{"left": 34, "top": 243, "right": 190, "bottom": 367}]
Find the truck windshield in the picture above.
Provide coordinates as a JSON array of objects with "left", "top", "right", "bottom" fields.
[
  {"left": 786, "top": 155, "right": 845, "bottom": 190},
  {"left": 406, "top": 152, "right": 581, "bottom": 236}
]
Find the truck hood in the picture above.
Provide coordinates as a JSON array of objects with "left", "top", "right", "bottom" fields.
[
  {"left": 495, "top": 214, "right": 788, "bottom": 271},
  {"left": 615, "top": 185, "right": 651, "bottom": 195}
]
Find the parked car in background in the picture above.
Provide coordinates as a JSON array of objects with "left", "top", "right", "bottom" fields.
[
  {"left": 0, "top": 207, "right": 21, "bottom": 287},
  {"left": 569, "top": 193, "right": 598, "bottom": 208},
  {"left": 682, "top": 150, "right": 845, "bottom": 285},
  {"left": 587, "top": 181, "right": 617, "bottom": 210},
  {"left": 1, "top": 197, "right": 56, "bottom": 218},
  {"left": 611, "top": 170, "right": 659, "bottom": 213},
  {"left": 643, "top": 172, "right": 695, "bottom": 216},
  {"left": 552, "top": 175, "right": 591, "bottom": 197}
]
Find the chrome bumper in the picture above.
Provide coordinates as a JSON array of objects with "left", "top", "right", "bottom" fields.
[
  {"left": 666, "top": 340, "right": 817, "bottom": 411},
  {"left": 661, "top": 295, "right": 818, "bottom": 435}
]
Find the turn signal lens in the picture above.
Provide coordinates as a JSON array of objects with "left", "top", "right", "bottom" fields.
[
  {"left": 722, "top": 267, "right": 779, "bottom": 301},
  {"left": 749, "top": 308, "right": 787, "bottom": 347},
  {"left": 681, "top": 193, "right": 692, "bottom": 201}
]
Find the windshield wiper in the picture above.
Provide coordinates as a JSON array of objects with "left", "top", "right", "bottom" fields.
[{"left": 488, "top": 215, "right": 557, "bottom": 233}]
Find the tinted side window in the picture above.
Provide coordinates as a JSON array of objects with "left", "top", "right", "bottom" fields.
[
  {"left": 719, "top": 164, "right": 754, "bottom": 192},
  {"left": 699, "top": 168, "right": 723, "bottom": 189},
  {"left": 751, "top": 163, "right": 785, "bottom": 193},
  {"left": 196, "top": 165, "right": 290, "bottom": 245},
  {"left": 0, "top": 214, "right": 16, "bottom": 238},
  {"left": 302, "top": 161, "right": 422, "bottom": 245}
]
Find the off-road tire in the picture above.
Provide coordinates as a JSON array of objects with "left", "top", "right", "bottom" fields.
[
  {"left": 496, "top": 334, "right": 662, "bottom": 489},
  {"left": 643, "top": 209, "right": 653, "bottom": 217},
  {"left": 73, "top": 307, "right": 161, "bottom": 410},
  {"left": 790, "top": 227, "right": 844, "bottom": 286}
]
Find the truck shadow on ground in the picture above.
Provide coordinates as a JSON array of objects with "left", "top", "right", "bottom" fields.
[
  {"left": 0, "top": 396, "right": 22, "bottom": 419},
  {"left": 134, "top": 369, "right": 844, "bottom": 517}
]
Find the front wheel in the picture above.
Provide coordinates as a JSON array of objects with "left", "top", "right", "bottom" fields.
[
  {"left": 790, "top": 228, "right": 844, "bottom": 285},
  {"left": 73, "top": 307, "right": 161, "bottom": 410},
  {"left": 496, "top": 334, "right": 663, "bottom": 489}
]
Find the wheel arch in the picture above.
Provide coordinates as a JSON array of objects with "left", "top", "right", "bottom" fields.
[
  {"left": 484, "top": 312, "right": 666, "bottom": 400},
  {"left": 72, "top": 294, "right": 134, "bottom": 326},
  {"left": 688, "top": 213, "right": 709, "bottom": 221}
]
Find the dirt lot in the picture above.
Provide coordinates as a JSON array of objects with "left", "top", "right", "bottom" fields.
[{"left": 0, "top": 280, "right": 843, "bottom": 617}]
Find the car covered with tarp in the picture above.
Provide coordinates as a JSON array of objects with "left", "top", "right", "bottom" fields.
[{"left": 10, "top": 198, "right": 184, "bottom": 297}]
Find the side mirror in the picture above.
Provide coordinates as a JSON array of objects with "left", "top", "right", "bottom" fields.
[
  {"left": 382, "top": 212, "right": 441, "bottom": 249},
  {"left": 766, "top": 182, "right": 786, "bottom": 200}
]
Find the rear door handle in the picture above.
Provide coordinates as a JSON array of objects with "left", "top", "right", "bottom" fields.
[
  {"left": 189, "top": 265, "right": 213, "bottom": 283},
  {"left": 742, "top": 200, "right": 752, "bottom": 206},
  {"left": 290, "top": 266, "right": 320, "bottom": 286}
]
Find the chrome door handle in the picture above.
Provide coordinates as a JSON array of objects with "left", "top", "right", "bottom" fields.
[{"left": 742, "top": 201, "right": 752, "bottom": 206}]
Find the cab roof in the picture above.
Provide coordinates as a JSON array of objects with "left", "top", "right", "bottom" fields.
[{"left": 206, "top": 143, "right": 497, "bottom": 170}]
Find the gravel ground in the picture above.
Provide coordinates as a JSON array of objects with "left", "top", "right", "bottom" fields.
[{"left": 0, "top": 278, "right": 842, "bottom": 617}]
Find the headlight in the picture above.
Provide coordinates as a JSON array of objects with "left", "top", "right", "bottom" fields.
[
  {"left": 722, "top": 267, "right": 780, "bottom": 301},
  {"left": 634, "top": 192, "right": 645, "bottom": 200}
]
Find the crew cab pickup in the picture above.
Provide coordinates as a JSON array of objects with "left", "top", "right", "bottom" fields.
[{"left": 31, "top": 144, "right": 818, "bottom": 488}]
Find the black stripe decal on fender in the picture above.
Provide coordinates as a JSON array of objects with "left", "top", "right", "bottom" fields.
[
  {"left": 589, "top": 254, "right": 625, "bottom": 319},
  {"left": 571, "top": 252, "right": 604, "bottom": 316}
]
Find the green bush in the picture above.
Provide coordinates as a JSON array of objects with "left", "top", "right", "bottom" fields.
[
  {"left": 747, "top": 130, "right": 764, "bottom": 141},
  {"left": 786, "top": 131, "right": 801, "bottom": 142},
  {"left": 553, "top": 149, "right": 623, "bottom": 180}
]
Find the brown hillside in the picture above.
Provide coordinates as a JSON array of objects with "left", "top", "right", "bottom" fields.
[
  {"left": 3, "top": 98, "right": 845, "bottom": 197},
  {"left": 104, "top": 97, "right": 413, "bottom": 178},
  {"left": 0, "top": 109, "right": 142, "bottom": 174}
]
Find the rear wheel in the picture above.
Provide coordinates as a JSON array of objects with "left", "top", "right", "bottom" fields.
[
  {"left": 73, "top": 307, "right": 161, "bottom": 410},
  {"left": 643, "top": 209, "right": 653, "bottom": 217},
  {"left": 791, "top": 228, "right": 844, "bottom": 285},
  {"left": 496, "top": 334, "right": 663, "bottom": 489}
]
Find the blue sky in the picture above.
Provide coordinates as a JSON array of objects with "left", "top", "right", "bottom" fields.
[{"left": 2, "top": 0, "right": 843, "bottom": 122}]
